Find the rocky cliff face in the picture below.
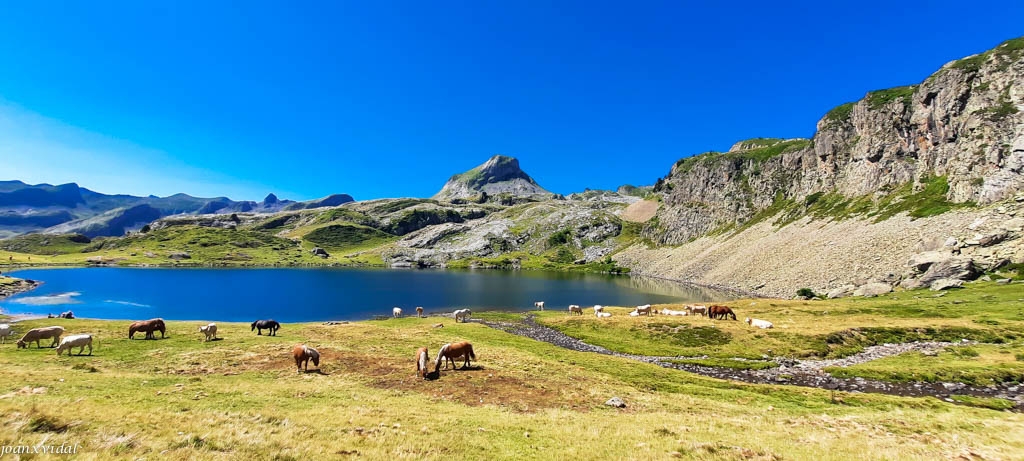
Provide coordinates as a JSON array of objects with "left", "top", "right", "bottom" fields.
[
  {"left": 433, "top": 155, "right": 550, "bottom": 200},
  {"left": 647, "top": 37, "right": 1024, "bottom": 245}
]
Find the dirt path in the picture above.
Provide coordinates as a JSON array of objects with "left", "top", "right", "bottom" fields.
[{"left": 478, "top": 315, "right": 1024, "bottom": 409}]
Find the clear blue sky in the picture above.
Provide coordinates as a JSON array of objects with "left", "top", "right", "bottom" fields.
[{"left": 0, "top": 1, "right": 1021, "bottom": 201}]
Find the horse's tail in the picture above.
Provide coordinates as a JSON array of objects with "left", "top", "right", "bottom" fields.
[{"left": 468, "top": 344, "right": 476, "bottom": 360}]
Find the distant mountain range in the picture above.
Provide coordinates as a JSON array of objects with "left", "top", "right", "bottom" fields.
[{"left": 0, "top": 180, "right": 353, "bottom": 238}]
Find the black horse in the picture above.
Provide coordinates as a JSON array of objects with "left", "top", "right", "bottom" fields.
[{"left": 251, "top": 319, "right": 281, "bottom": 336}]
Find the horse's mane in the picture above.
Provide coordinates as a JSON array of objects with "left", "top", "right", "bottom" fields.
[{"left": 434, "top": 343, "right": 451, "bottom": 370}]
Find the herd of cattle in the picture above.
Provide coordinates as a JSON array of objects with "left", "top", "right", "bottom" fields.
[{"left": 0, "top": 302, "right": 772, "bottom": 376}]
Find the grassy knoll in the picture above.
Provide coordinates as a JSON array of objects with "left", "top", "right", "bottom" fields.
[
  {"left": 533, "top": 282, "right": 1024, "bottom": 384},
  {"left": 1, "top": 313, "right": 1023, "bottom": 460},
  {"left": 827, "top": 343, "right": 1024, "bottom": 386}
]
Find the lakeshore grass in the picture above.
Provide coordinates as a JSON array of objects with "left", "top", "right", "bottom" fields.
[{"left": 2, "top": 283, "right": 1024, "bottom": 459}]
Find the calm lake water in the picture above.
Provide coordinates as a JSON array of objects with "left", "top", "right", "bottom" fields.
[{"left": 0, "top": 267, "right": 733, "bottom": 322}]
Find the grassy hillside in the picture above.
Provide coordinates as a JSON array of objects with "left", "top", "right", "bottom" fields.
[{"left": 2, "top": 284, "right": 1023, "bottom": 460}]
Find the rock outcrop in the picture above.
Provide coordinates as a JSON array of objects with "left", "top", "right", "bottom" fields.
[
  {"left": 646, "top": 37, "right": 1024, "bottom": 245},
  {"left": 433, "top": 155, "right": 550, "bottom": 201}
]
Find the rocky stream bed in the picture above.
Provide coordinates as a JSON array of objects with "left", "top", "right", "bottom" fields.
[{"left": 477, "top": 315, "right": 1023, "bottom": 410}]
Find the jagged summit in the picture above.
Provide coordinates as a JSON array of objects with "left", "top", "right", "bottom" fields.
[{"left": 433, "top": 155, "right": 550, "bottom": 200}]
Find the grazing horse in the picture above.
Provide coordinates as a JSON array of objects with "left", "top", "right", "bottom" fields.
[
  {"left": 393, "top": 307, "right": 403, "bottom": 318},
  {"left": 415, "top": 347, "right": 430, "bottom": 379},
  {"left": 251, "top": 319, "right": 280, "bottom": 336},
  {"left": 199, "top": 323, "right": 218, "bottom": 341},
  {"left": 434, "top": 341, "right": 476, "bottom": 371},
  {"left": 0, "top": 324, "right": 12, "bottom": 344},
  {"left": 416, "top": 306, "right": 424, "bottom": 317},
  {"left": 708, "top": 305, "right": 737, "bottom": 320},
  {"left": 534, "top": 301, "right": 545, "bottom": 311},
  {"left": 454, "top": 309, "right": 471, "bottom": 323},
  {"left": 292, "top": 344, "right": 320, "bottom": 372},
  {"left": 129, "top": 319, "right": 166, "bottom": 339},
  {"left": 686, "top": 305, "right": 708, "bottom": 317},
  {"left": 568, "top": 305, "right": 583, "bottom": 315},
  {"left": 17, "top": 326, "right": 64, "bottom": 348}
]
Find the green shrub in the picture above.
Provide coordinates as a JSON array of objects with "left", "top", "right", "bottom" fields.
[{"left": 796, "top": 288, "right": 817, "bottom": 299}]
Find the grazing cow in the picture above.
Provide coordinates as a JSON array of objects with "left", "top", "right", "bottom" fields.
[
  {"left": 251, "top": 319, "right": 280, "bottom": 336},
  {"left": 685, "top": 305, "right": 708, "bottom": 317},
  {"left": 593, "top": 305, "right": 605, "bottom": 315},
  {"left": 16, "top": 326, "right": 65, "bottom": 349},
  {"left": 199, "top": 323, "right": 218, "bottom": 341},
  {"left": 434, "top": 341, "right": 476, "bottom": 371},
  {"left": 416, "top": 306, "right": 424, "bottom": 317},
  {"left": 454, "top": 309, "right": 472, "bottom": 323},
  {"left": 708, "top": 305, "right": 737, "bottom": 320},
  {"left": 534, "top": 301, "right": 545, "bottom": 311},
  {"left": 393, "top": 307, "right": 403, "bottom": 318},
  {"left": 56, "top": 334, "right": 93, "bottom": 356},
  {"left": 129, "top": 319, "right": 166, "bottom": 339},
  {"left": 746, "top": 318, "right": 774, "bottom": 329},
  {"left": 568, "top": 305, "right": 583, "bottom": 315},
  {"left": 415, "top": 347, "right": 430, "bottom": 379},
  {"left": 292, "top": 344, "right": 320, "bottom": 372},
  {"left": 0, "top": 324, "right": 12, "bottom": 344}
]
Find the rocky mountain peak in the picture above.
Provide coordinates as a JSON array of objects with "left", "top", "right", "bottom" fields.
[
  {"left": 263, "top": 193, "right": 279, "bottom": 204},
  {"left": 433, "top": 155, "right": 550, "bottom": 200}
]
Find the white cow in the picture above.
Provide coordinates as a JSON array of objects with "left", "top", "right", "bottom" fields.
[
  {"left": 393, "top": 307, "right": 403, "bottom": 318},
  {"left": 746, "top": 318, "right": 774, "bottom": 329},
  {"left": 534, "top": 301, "right": 545, "bottom": 311},
  {"left": 199, "top": 323, "right": 218, "bottom": 341},
  {"left": 634, "top": 305, "right": 652, "bottom": 316},
  {"left": 593, "top": 305, "right": 604, "bottom": 315},
  {"left": 0, "top": 324, "right": 12, "bottom": 344},
  {"left": 56, "top": 334, "right": 93, "bottom": 356},
  {"left": 454, "top": 309, "right": 472, "bottom": 323},
  {"left": 596, "top": 312, "right": 612, "bottom": 318}
]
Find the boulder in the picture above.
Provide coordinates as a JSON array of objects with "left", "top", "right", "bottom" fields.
[
  {"left": 900, "top": 278, "right": 924, "bottom": 290},
  {"left": 853, "top": 282, "right": 892, "bottom": 297},
  {"left": 827, "top": 285, "right": 857, "bottom": 299},
  {"left": 917, "top": 257, "right": 979, "bottom": 285},
  {"left": 930, "top": 279, "right": 964, "bottom": 291},
  {"left": 978, "top": 232, "right": 1007, "bottom": 247},
  {"left": 907, "top": 251, "right": 951, "bottom": 272},
  {"left": 605, "top": 397, "right": 626, "bottom": 408},
  {"left": 168, "top": 252, "right": 191, "bottom": 260}
]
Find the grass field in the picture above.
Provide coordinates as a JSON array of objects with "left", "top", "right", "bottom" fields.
[
  {"left": 532, "top": 282, "right": 1024, "bottom": 385},
  {"left": 2, "top": 283, "right": 1024, "bottom": 460}
]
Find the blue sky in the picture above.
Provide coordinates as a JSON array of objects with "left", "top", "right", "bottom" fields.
[{"left": 0, "top": 1, "right": 1021, "bottom": 201}]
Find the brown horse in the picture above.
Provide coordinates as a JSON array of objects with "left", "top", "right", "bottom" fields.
[
  {"left": 415, "top": 347, "right": 430, "bottom": 379},
  {"left": 129, "top": 318, "right": 166, "bottom": 339},
  {"left": 292, "top": 344, "right": 320, "bottom": 372},
  {"left": 434, "top": 341, "right": 476, "bottom": 371},
  {"left": 708, "top": 305, "right": 737, "bottom": 320}
]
